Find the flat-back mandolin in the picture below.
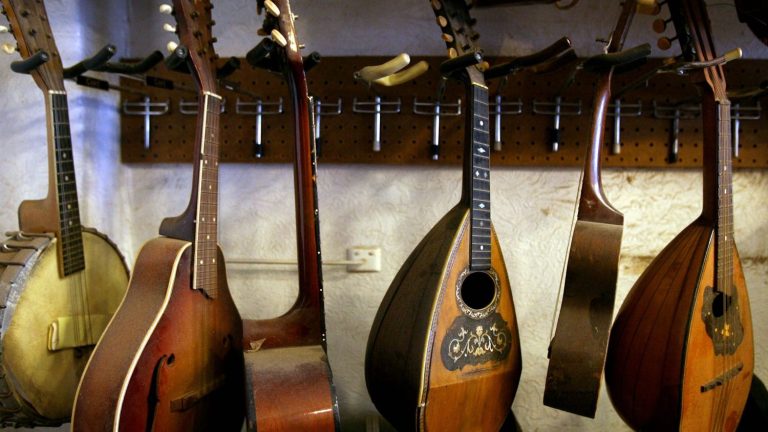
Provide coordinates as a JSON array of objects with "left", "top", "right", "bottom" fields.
[
  {"left": 72, "top": 1, "right": 245, "bottom": 430},
  {"left": 241, "top": 1, "right": 339, "bottom": 430},
  {"left": 365, "top": 1, "right": 522, "bottom": 430},
  {"left": 0, "top": 0, "right": 128, "bottom": 426},
  {"left": 605, "top": 0, "right": 754, "bottom": 430}
]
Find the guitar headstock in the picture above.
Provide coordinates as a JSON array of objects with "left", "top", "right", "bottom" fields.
[
  {"left": 163, "top": 0, "right": 218, "bottom": 92},
  {"left": 258, "top": 0, "right": 302, "bottom": 67},
  {"left": 429, "top": 0, "right": 485, "bottom": 84},
  {"left": 1, "top": 0, "right": 64, "bottom": 91},
  {"left": 658, "top": 0, "right": 727, "bottom": 99}
]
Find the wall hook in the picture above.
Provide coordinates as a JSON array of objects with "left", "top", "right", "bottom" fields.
[{"left": 235, "top": 97, "right": 284, "bottom": 158}]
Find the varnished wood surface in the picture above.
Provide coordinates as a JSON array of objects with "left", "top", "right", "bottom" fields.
[
  {"left": 422, "top": 217, "right": 521, "bottom": 432},
  {"left": 1, "top": 230, "right": 127, "bottom": 424},
  {"left": 72, "top": 239, "right": 244, "bottom": 431},
  {"left": 366, "top": 206, "right": 467, "bottom": 431},
  {"left": 244, "top": 345, "right": 336, "bottom": 431},
  {"left": 366, "top": 207, "right": 521, "bottom": 431},
  {"left": 605, "top": 220, "right": 753, "bottom": 430}
]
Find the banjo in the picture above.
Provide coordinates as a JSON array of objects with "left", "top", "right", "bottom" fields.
[{"left": 0, "top": 0, "right": 128, "bottom": 426}]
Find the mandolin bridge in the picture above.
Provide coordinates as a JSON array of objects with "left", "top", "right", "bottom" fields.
[{"left": 700, "top": 362, "right": 743, "bottom": 393}]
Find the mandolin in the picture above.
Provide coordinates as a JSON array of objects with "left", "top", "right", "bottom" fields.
[
  {"left": 365, "top": 1, "right": 522, "bottom": 430},
  {"left": 605, "top": 0, "right": 754, "bottom": 430},
  {"left": 71, "top": 1, "right": 245, "bottom": 430},
  {"left": 544, "top": 0, "right": 650, "bottom": 418},
  {"left": 0, "top": 0, "right": 128, "bottom": 426},
  {"left": 241, "top": 1, "right": 339, "bottom": 430}
]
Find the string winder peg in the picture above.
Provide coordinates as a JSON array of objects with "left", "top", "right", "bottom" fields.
[
  {"left": 1, "top": 42, "right": 16, "bottom": 54},
  {"left": 636, "top": 0, "right": 662, "bottom": 15},
  {"left": 0, "top": 24, "right": 8, "bottom": 33},
  {"left": 653, "top": 17, "right": 672, "bottom": 33},
  {"left": 163, "top": 23, "right": 177, "bottom": 33},
  {"left": 264, "top": 0, "right": 280, "bottom": 17},
  {"left": 271, "top": 30, "right": 287, "bottom": 48},
  {"left": 166, "top": 41, "right": 178, "bottom": 54},
  {"left": 159, "top": 4, "right": 173, "bottom": 15}
]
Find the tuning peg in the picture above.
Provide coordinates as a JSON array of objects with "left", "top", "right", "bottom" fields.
[
  {"left": 448, "top": 47, "right": 457, "bottom": 58},
  {"left": 257, "top": 28, "right": 269, "bottom": 36},
  {"left": 163, "top": 23, "right": 177, "bottom": 33},
  {"left": 441, "top": 33, "right": 454, "bottom": 43},
  {"left": 166, "top": 41, "right": 178, "bottom": 53},
  {"left": 2, "top": 42, "right": 17, "bottom": 54},
  {"left": 0, "top": 25, "right": 8, "bottom": 33},
  {"left": 653, "top": 17, "right": 672, "bottom": 33},
  {"left": 657, "top": 36, "right": 676, "bottom": 51},
  {"left": 431, "top": 0, "right": 442, "bottom": 10},
  {"left": 264, "top": 0, "right": 280, "bottom": 17},
  {"left": 271, "top": 29, "right": 287, "bottom": 47},
  {"left": 636, "top": 0, "right": 661, "bottom": 15},
  {"left": 159, "top": 4, "right": 173, "bottom": 15},
  {"left": 437, "top": 16, "right": 448, "bottom": 28}
]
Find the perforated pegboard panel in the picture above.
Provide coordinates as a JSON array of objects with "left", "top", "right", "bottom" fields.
[{"left": 120, "top": 57, "right": 768, "bottom": 168}]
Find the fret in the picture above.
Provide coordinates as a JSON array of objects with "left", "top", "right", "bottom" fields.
[
  {"left": 48, "top": 92, "right": 85, "bottom": 276},
  {"left": 193, "top": 92, "right": 223, "bottom": 297}
]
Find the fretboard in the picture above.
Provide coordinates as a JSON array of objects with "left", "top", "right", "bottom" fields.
[
  {"left": 193, "top": 92, "right": 222, "bottom": 298},
  {"left": 468, "top": 84, "right": 491, "bottom": 271},
  {"left": 716, "top": 101, "right": 734, "bottom": 295},
  {"left": 50, "top": 91, "right": 85, "bottom": 276}
]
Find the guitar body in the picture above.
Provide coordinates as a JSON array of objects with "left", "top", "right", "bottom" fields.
[
  {"left": 367, "top": 205, "right": 521, "bottom": 432},
  {"left": 606, "top": 218, "right": 754, "bottom": 431},
  {"left": 0, "top": 229, "right": 127, "bottom": 426},
  {"left": 72, "top": 238, "right": 244, "bottom": 432},
  {"left": 244, "top": 345, "right": 336, "bottom": 431}
]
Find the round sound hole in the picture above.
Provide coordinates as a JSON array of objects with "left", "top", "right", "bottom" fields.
[{"left": 459, "top": 271, "right": 497, "bottom": 311}]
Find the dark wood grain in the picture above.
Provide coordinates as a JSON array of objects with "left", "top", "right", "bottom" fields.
[
  {"left": 72, "top": 239, "right": 244, "bottom": 431},
  {"left": 241, "top": 2, "right": 338, "bottom": 430}
]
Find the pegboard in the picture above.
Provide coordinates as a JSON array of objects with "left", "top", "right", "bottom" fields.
[{"left": 119, "top": 57, "right": 768, "bottom": 168}]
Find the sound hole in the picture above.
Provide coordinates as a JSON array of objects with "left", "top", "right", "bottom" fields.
[
  {"left": 460, "top": 271, "right": 496, "bottom": 310},
  {"left": 711, "top": 291, "right": 733, "bottom": 318}
]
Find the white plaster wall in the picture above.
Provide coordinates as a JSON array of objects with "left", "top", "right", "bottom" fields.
[{"left": 0, "top": 1, "right": 766, "bottom": 431}]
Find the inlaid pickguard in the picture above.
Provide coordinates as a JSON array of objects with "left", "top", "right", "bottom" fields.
[
  {"left": 701, "top": 286, "right": 744, "bottom": 355},
  {"left": 440, "top": 313, "right": 511, "bottom": 371}
]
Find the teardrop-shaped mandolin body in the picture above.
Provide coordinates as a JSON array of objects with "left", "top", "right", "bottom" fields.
[
  {"left": 606, "top": 219, "right": 753, "bottom": 431},
  {"left": 366, "top": 206, "right": 521, "bottom": 432}
]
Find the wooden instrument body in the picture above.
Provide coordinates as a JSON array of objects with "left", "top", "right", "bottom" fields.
[
  {"left": 366, "top": 205, "right": 521, "bottom": 432},
  {"left": 606, "top": 218, "right": 753, "bottom": 430},
  {"left": 0, "top": 229, "right": 127, "bottom": 426},
  {"left": 72, "top": 238, "right": 244, "bottom": 431},
  {"left": 244, "top": 345, "right": 336, "bottom": 431},
  {"left": 242, "top": 2, "right": 339, "bottom": 430}
]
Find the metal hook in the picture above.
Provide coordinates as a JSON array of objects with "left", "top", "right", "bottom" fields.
[
  {"left": 122, "top": 97, "right": 170, "bottom": 149},
  {"left": 235, "top": 97, "right": 284, "bottom": 158}
]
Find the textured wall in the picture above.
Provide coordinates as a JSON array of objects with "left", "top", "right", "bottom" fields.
[{"left": 0, "top": 0, "right": 766, "bottom": 431}]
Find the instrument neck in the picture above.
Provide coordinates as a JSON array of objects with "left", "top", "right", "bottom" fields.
[
  {"left": 193, "top": 92, "right": 222, "bottom": 298},
  {"left": 461, "top": 82, "right": 492, "bottom": 271},
  {"left": 48, "top": 91, "right": 85, "bottom": 275},
  {"left": 708, "top": 100, "right": 734, "bottom": 295},
  {"left": 288, "top": 60, "right": 324, "bottom": 314}
]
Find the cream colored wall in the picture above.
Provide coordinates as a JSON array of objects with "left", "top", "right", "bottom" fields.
[{"left": 1, "top": 1, "right": 766, "bottom": 431}]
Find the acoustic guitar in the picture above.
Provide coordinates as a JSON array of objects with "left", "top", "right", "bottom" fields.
[
  {"left": 0, "top": 0, "right": 128, "bottom": 426},
  {"left": 605, "top": 0, "right": 754, "bottom": 430},
  {"left": 241, "top": 1, "right": 339, "bottom": 430},
  {"left": 71, "top": 1, "right": 245, "bottom": 430},
  {"left": 365, "top": 1, "right": 522, "bottom": 430}
]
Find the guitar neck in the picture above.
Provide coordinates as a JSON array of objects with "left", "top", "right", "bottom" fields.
[
  {"left": 288, "top": 60, "right": 323, "bottom": 310},
  {"left": 193, "top": 92, "right": 222, "bottom": 298},
  {"left": 49, "top": 91, "right": 85, "bottom": 275},
  {"left": 714, "top": 99, "right": 734, "bottom": 294},
  {"left": 462, "top": 82, "right": 492, "bottom": 271}
]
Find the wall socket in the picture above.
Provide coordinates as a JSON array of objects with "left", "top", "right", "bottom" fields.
[{"left": 347, "top": 247, "right": 381, "bottom": 272}]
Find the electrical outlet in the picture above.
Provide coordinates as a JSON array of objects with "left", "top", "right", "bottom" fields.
[{"left": 347, "top": 246, "right": 381, "bottom": 272}]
